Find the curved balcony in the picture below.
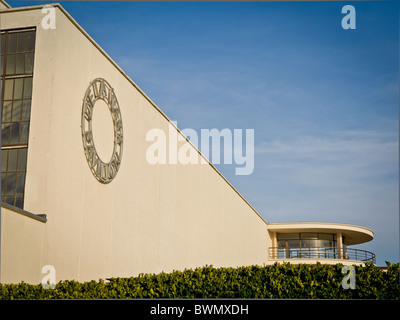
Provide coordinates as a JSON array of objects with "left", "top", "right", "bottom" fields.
[{"left": 269, "top": 247, "right": 376, "bottom": 264}]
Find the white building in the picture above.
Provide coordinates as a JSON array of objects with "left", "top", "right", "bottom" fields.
[{"left": 0, "top": 1, "right": 375, "bottom": 284}]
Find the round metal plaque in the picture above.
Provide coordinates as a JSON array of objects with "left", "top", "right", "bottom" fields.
[{"left": 81, "top": 78, "right": 123, "bottom": 184}]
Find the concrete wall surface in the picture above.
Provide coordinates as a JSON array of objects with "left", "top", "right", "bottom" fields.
[{"left": 0, "top": 5, "right": 269, "bottom": 284}]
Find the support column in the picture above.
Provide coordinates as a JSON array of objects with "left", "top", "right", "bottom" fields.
[
  {"left": 271, "top": 232, "right": 277, "bottom": 258},
  {"left": 337, "top": 232, "right": 343, "bottom": 259}
]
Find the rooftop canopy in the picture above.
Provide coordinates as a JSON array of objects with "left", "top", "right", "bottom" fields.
[{"left": 267, "top": 222, "right": 373, "bottom": 246}]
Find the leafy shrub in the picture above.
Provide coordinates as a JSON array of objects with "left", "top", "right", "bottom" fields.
[{"left": 0, "top": 262, "right": 398, "bottom": 299}]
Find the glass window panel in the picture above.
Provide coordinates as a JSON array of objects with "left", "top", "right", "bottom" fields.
[
  {"left": 15, "top": 196, "right": 24, "bottom": 208},
  {"left": 17, "top": 32, "right": 26, "bottom": 52},
  {"left": 17, "top": 148, "right": 27, "bottom": 171},
  {"left": 277, "top": 233, "right": 299, "bottom": 240},
  {"left": 278, "top": 240, "right": 286, "bottom": 248},
  {"left": 317, "top": 239, "right": 334, "bottom": 248},
  {"left": 1, "top": 150, "right": 8, "bottom": 172},
  {"left": 4, "top": 79, "right": 13, "bottom": 100},
  {"left": 20, "top": 122, "right": 29, "bottom": 144},
  {"left": 25, "top": 52, "right": 34, "bottom": 73},
  {"left": 16, "top": 172, "right": 26, "bottom": 193},
  {"left": 16, "top": 53, "right": 25, "bottom": 74},
  {"left": 301, "top": 239, "right": 318, "bottom": 248},
  {"left": 1, "top": 173, "right": 5, "bottom": 194},
  {"left": 6, "top": 54, "right": 15, "bottom": 74},
  {"left": 6, "top": 172, "right": 16, "bottom": 195},
  {"left": 1, "top": 30, "right": 34, "bottom": 210},
  {"left": 300, "top": 233, "right": 318, "bottom": 240},
  {"left": 14, "top": 78, "right": 23, "bottom": 99},
  {"left": 21, "top": 100, "right": 31, "bottom": 121},
  {"left": 318, "top": 233, "right": 335, "bottom": 241},
  {"left": 26, "top": 31, "right": 35, "bottom": 51},
  {"left": 23, "top": 77, "right": 32, "bottom": 99},
  {"left": 2, "top": 100, "right": 12, "bottom": 122},
  {"left": 1, "top": 124, "right": 10, "bottom": 145},
  {"left": 287, "top": 239, "right": 300, "bottom": 248},
  {"left": 7, "top": 33, "right": 16, "bottom": 53},
  {"left": 12, "top": 100, "right": 22, "bottom": 122},
  {"left": 8, "top": 149, "right": 18, "bottom": 171},
  {"left": 1, "top": 34, "right": 5, "bottom": 55},
  {"left": 5, "top": 196, "right": 15, "bottom": 206},
  {"left": 10, "top": 122, "right": 20, "bottom": 144}
]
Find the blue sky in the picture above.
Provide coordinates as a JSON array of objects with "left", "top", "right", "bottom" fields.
[{"left": 8, "top": 0, "right": 399, "bottom": 265}]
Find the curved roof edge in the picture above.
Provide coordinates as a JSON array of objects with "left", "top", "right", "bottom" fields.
[{"left": 267, "top": 222, "right": 374, "bottom": 245}]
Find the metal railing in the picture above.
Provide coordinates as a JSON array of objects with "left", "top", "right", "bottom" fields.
[{"left": 269, "top": 247, "right": 376, "bottom": 264}]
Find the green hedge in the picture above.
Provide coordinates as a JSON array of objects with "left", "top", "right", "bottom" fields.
[{"left": 0, "top": 262, "right": 399, "bottom": 299}]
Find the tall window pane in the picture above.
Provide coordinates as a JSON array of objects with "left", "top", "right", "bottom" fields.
[
  {"left": 1, "top": 148, "right": 29, "bottom": 207},
  {"left": 25, "top": 52, "right": 34, "bottom": 73},
  {"left": 17, "top": 148, "right": 27, "bottom": 170},
  {"left": 6, "top": 172, "right": 16, "bottom": 195},
  {"left": 12, "top": 100, "right": 22, "bottom": 122},
  {"left": 2, "top": 101, "right": 12, "bottom": 122},
  {"left": 1, "top": 150, "right": 8, "bottom": 172},
  {"left": 16, "top": 53, "right": 25, "bottom": 74},
  {"left": 6, "top": 54, "right": 15, "bottom": 74},
  {"left": 14, "top": 78, "right": 23, "bottom": 99},
  {"left": 1, "top": 124, "right": 10, "bottom": 144},
  {"left": 1, "top": 28, "right": 35, "bottom": 209},
  {"left": 21, "top": 100, "right": 31, "bottom": 121},
  {"left": 23, "top": 77, "right": 32, "bottom": 98},
  {"left": 7, "top": 33, "right": 17, "bottom": 53},
  {"left": 26, "top": 31, "right": 35, "bottom": 51},
  {"left": 8, "top": 149, "right": 18, "bottom": 171},
  {"left": 10, "top": 122, "right": 20, "bottom": 144},
  {"left": 16, "top": 32, "right": 26, "bottom": 52},
  {"left": 1, "top": 34, "right": 5, "bottom": 55},
  {"left": 4, "top": 79, "right": 13, "bottom": 100}
]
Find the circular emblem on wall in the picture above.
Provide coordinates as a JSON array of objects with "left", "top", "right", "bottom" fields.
[{"left": 81, "top": 78, "right": 123, "bottom": 184}]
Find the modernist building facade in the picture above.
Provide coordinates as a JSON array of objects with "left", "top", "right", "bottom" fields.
[{"left": 0, "top": 1, "right": 375, "bottom": 284}]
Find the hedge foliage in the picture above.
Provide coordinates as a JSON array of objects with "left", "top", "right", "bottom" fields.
[{"left": 0, "top": 262, "right": 399, "bottom": 299}]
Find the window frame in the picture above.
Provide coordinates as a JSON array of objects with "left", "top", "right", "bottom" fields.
[{"left": 1, "top": 27, "right": 36, "bottom": 209}]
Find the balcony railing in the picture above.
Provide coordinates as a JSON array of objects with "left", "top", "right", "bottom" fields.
[{"left": 269, "top": 247, "right": 376, "bottom": 264}]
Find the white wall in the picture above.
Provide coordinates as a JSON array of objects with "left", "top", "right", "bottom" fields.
[
  {"left": 0, "top": 5, "right": 269, "bottom": 284},
  {"left": 0, "top": 206, "right": 45, "bottom": 284}
]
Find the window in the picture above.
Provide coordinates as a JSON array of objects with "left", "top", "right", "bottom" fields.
[
  {"left": 1, "top": 148, "right": 27, "bottom": 208},
  {"left": 1, "top": 28, "right": 35, "bottom": 209},
  {"left": 277, "top": 233, "right": 337, "bottom": 248},
  {"left": 277, "top": 233, "right": 338, "bottom": 259}
]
